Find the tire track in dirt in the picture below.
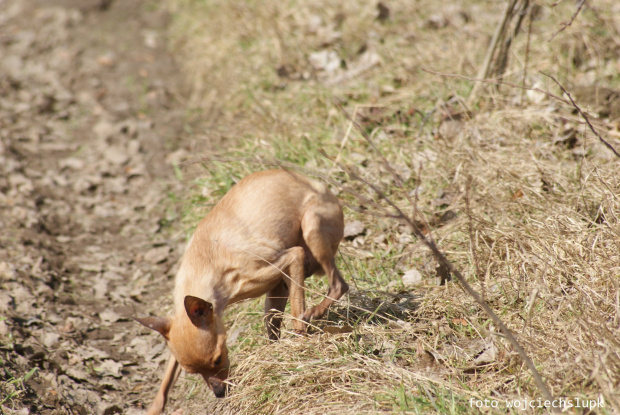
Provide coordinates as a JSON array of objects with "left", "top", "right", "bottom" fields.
[{"left": 0, "top": 1, "right": 206, "bottom": 413}]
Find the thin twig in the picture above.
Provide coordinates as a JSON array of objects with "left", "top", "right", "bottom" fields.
[
  {"left": 548, "top": 0, "right": 587, "bottom": 42},
  {"left": 465, "top": 177, "right": 484, "bottom": 299},
  {"left": 541, "top": 72, "right": 620, "bottom": 158}
]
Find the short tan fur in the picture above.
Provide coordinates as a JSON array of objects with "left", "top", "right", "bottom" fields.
[{"left": 135, "top": 169, "right": 348, "bottom": 414}]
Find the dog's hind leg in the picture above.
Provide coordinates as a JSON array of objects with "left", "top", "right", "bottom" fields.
[
  {"left": 264, "top": 279, "right": 289, "bottom": 340},
  {"left": 259, "top": 246, "right": 307, "bottom": 333}
]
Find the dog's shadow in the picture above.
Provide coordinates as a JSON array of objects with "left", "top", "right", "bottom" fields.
[{"left": 312, "top": 289, "right": 421, "bottom": 332}]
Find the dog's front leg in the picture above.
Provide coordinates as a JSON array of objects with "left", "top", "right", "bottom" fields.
[
  {"left": 264, "top": 279, "right": 289, "bottom": 340},
  {"left": 146, "top": 354, "right": 181, "bottom": 415}
]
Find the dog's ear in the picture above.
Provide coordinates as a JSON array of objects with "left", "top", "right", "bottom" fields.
[
  {"left": 134, "top": 316, "right": 172, "bottom": 340},
  {"left": 184, "top": 295, "right": 214, "bottom": 327}
]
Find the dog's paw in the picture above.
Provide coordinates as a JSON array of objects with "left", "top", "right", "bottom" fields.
[
  {"left": 145, "top": 396, "right": 165, "bottom": 415},
  {"left": 301, "top": 305, "right": 326, "bottom": 322}
]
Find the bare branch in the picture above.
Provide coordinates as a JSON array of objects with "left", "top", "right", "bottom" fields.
[
  {"left": 548, "top": 0, "right": 587, "bottom": 42},
  {"left": 465, "top": 177, "right": 484, "bottom": 299},
  {"left": 541, "top": 72, "right": 620, "bottom": 159}
]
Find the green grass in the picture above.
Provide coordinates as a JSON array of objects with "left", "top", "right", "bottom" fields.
[{"left": 1, "top": 367, "right": 38, "bottom": 408}]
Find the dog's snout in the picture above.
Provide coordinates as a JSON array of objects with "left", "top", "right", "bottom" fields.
[
  {"left": 213, "top": 383, "right": 227, "bottom": 398},
  {"left": 207, "top": 377, "right": 228, "bottom": 398}
]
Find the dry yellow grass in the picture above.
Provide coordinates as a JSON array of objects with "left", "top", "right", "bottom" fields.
[{"left": 162, "top": 0, "right": 620, "bottom": 413}]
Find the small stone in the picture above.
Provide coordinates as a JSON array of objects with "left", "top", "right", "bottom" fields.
[{"left": 402, "top": 268, "right": 423, "bottom": 286}]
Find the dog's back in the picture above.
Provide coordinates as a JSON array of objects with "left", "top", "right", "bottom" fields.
[{"left": 174, "top": 169, "right": 343, "bottom": 309}]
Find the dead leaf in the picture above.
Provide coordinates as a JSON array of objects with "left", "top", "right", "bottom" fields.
[
  {"left": 94, "top": 278, "right": 108, "bottom": 299},
  {"left": 99, "top": 309, "right": 121, "bottom": 324},
  {"left": 451, "top": 318, "right": 468, "bottom": 326},
  {"left": 103, "top": 146, "right": 130, "bottom": 166},
  {"left": 425, "top": 14, "right": 448, "bottom": 29},
  {"left": 68, "top": 346, "right": 110, "bottom": 365},
  {"left": 343, "top": 220, "right": 365, "bottom": 239},
  {"left": 43, "top": 332, "right": 60, "bottom": 348},
  {"left": 431, "top": 190, "right": 457, "bottom": 207},
  {"left": 143, "top": 246, "right": 171, "bottom": 264},
  {"left": 474, "top": 342, "right": 498, "bottom": 365},
  {"left": 66, "top": 367, "right": 90, "bottom": 381},
  {"left": 325, "top": 51, "right": 381, "bottom": 85},
  {"left": 97, "top": 359, "right": 123, "bottom": 378},
  {"left": 512, "top": 189, "right": 524, "bottom": 199},
  {"left": 308, "top": 50, "right": 341, "bottom": 73},
  {"left": 97, "top": 52, "right": 116, "bottom": 67}
]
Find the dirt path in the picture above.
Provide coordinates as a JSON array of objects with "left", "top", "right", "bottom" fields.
[{"left": 1, "top": 1, "right": 205, "bottom": 413}]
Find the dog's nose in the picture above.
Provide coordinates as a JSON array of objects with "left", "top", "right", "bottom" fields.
[
  {"left": 213, "top": 383, "right": 227, "bottom": 398},
  {"left": 208, "top": 377, "right": 228, "bottom": 398}
]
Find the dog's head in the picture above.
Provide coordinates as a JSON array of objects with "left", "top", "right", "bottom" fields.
[{"left": 135, "top": 295, "right": 229, "bottom": 397}]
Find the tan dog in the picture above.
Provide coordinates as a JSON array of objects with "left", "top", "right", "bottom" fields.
[{"left": 135, "top": 169, "right": 348, "bottom": 414}]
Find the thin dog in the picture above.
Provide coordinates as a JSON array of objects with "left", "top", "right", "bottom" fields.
[{"left": 135, "top": 169, "right": 348, "bottom": 414}]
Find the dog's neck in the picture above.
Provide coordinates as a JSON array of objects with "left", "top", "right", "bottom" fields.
[
  {"left": 173, "top": 226, "right": 283, "bottom": 316},
  {"left": 173, "top": 253, "right": 230, "bottom": 316}
]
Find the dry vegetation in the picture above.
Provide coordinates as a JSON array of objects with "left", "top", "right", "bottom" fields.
[{"left": 160, "top": 0, "right": 620, "bottom": 413}]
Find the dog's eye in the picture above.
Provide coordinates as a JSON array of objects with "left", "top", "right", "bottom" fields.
[{"left": 214, "top": 356, "right": 222, "bottom": 366}]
